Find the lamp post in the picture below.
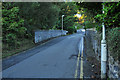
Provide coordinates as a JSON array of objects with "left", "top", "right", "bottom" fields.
[
  {"left": 62, "top": 15, "right": 64, "bottom": 31},
  {"left": 101, "top": 3, "right": 107, "bottom": 79}
]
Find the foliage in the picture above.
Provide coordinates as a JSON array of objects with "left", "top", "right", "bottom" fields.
[
  {"left": 76, "top": 2, "right": 102, "bottom": 23},
  {"left": 95, "top": 2, "right": 120, "bottom": 28},
  {"left": 2, "top": 38, "right": 35, "bottom": 58},
  {"left": 77, "top": 2, "right": 120, "bottom": 61},
  {"left": 2, "top": 3, "right": 27, "bottom": 46},
  {"left": 95, "top": 24, "right": 102, "bottom": 32},
  {"left": 78, "top": 14, "right": 87, "bottom": 24},
  {"left": 74, "top": 22, "right": 83, "bottom": 29},
  {"left": 59, "top": 2, "right": 77, "bottom": 16},
  {"left": 2, "top": 2, "right": 61, "bottom": 47},
  {"left": 64, "top": 16, "right": 76, "bottom": 29},
  {"left": 74, "top": 12, "right": 87, "bottom": 24},
  {"left": 84, "top": 21, "right": 101, "bottom": 31},
  {"left": 16, "top": 2, "right": 60, "bottom": 30},
  {"left": 67, "top": 26, "right": 76, "bottom": 34},
  {"left": 76, "top": 2, "right": 102, "bottom": 16},
  {"left": 56, "top": 2, "right": 77, "bottom": 31},
  {"left": 2, "top": 2, "right": 79, "bottom": 57},
  {"left": 107, "top": 27, "right": 120, "bottom": 61}
]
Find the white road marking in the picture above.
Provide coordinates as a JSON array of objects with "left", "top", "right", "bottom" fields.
[
  {"left": 74, "top": 37, "right": 84, "bottom": 79},
  {"left": 80, "top": 37, "right": 84, "bottom": 79},
  {"left": 74, "top": 39, "right": 81, "bottom": 78}
]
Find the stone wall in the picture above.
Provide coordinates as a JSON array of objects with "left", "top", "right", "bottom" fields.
[
  {"left": 84, "top": 29, "right": 101, "bottom": 77},
  {"left": 108, "top": 52, "right": 119, "bottom": 78},
  {"left": 91, "top": 31, "right": 101, "bottom": 61},
  {"left": 34, "top": 30, "right": 68, "bottom": 43},
  {"left": 86, "top": 29, "right": 119, "bottom": 79},
  {"left": 86, "top": 29, "right": 101, "bottom": 61}
]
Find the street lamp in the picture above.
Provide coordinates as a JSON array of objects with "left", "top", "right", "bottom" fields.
[
  {"left": 62, "top": 15, "right": 64, "bottom": 31},
  {"left": 101, "top": 3, "right": 107, "bottom": 79}
]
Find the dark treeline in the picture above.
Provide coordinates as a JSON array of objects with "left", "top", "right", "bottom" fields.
[{"left": 2, "top": 2, "right": 78, "bottom": 48}]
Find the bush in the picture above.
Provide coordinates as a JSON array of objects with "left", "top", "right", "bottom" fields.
[
  {"left": 85, "top": 22, "right": 102, "bottom": 32},
  {"left": 96, "top": 24, "right": 102, "bottom": 32},
  {"left": 85, "top": 21, "right": 101, "bottom": 32},
  {"left": 67, "top": 26, "right": 76, "bottom": 34},
  {"left": 2, "top": 3, "right": 27, "bottom": 48},
  {"left": 6, "top": 33, "right": 17, "bottom": 46},
  {"left": 107, "top": 27, "right": 120, "bottom": 61},
  {"left": 85, "top": 22, "right": 93, "bottom": 28},
  {"left": 95, "top": 2, "right": 120, "bottom": 28}
]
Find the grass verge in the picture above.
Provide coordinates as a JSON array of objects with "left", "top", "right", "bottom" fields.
[
  {"left": 2, "top": 35, "right": 68, "bottom": 59},
  {"left": 2, "top": 39, "right": 35, "bottom": 59}
]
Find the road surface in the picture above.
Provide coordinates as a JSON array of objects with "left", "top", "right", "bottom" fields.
[{"left": 2, "top": 30, "right": 96, "bottom": 79}]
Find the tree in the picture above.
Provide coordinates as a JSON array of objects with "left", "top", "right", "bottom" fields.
[
  {"left": 95, "top": 2, "right": 120, "bottom": 28},
  {"left": 16, "top": 2, "right": 60, "bottom": 30},
  {"left": 57, "top": 2, "right": 78, "bottom": 33},
  {"left": 2, "top": 2, "right": 61, "bottom": 47},
  {"left": 76, "top": 2, "right": 102, "bottom": 16},
  {"left": 2, "top": 3, "right": 27, "bottom": 46}
]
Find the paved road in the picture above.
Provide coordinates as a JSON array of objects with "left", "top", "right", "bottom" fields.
[{"left": 2, "top": 30, "right": 96, "bottom": 78}]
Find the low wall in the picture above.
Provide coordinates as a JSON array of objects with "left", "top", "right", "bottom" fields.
[
  {"left": 86, "top": 29, "right": 119, "bottom": 79},
  {"left": 108, "top": 52, "right": 119, "bottom": 78},
  {"left": 92, "top": 31, "right": 101, "bottom": 61},
  {"left": 86, "top": 29, "right": 101, "bottom": 60},
  {"left": 35, "top": 30, "right": 68, "bottom": 43}
]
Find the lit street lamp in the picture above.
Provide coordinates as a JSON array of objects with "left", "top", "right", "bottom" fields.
[{"left": 62, "top": 15, "right": 64, "bottom": 31}]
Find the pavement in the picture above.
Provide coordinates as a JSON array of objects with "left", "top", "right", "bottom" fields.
[{"left": 2, "top": 29, "right": 99, "bottom": 79}]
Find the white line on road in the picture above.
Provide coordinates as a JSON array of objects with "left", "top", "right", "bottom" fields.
[
  {"left": 80, "top": 50, "right": 83, "bottom": 79},
  {"left": 74, "top": 39, "right": 81, "bottom": 78},
  {"left": 74, "top": 37, "right": 84, "bottom": 79},
  {"left": 80, "top": 37, "right": 84, "bottom": 79}
]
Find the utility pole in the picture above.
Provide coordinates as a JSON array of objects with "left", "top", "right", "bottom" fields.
[
  {"left": 101, "top": 3, "right": 107, "bottom": 79},
  {"left": 62, "top": 15, "right": 64, "bottom": 31}
]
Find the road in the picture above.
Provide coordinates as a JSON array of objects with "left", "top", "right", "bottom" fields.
[{"left": 2, "top": 30, "right": 96, "bottom": 79}]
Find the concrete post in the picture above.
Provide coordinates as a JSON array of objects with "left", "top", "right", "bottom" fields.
[{"left": 101, "top": 4, "right": 107, "bottom": 79}]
